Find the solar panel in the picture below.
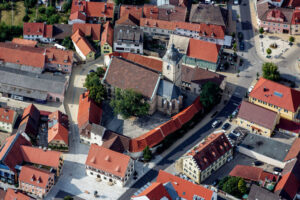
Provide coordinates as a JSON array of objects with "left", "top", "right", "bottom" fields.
[{"left": 274, "top": 91, "right": 283, "bottom": 97}]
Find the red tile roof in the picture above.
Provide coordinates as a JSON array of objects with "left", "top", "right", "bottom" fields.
[
  {"left": 71, "top": 0, "right": 114, "bottom": 19},
  {"left": 284, "top": 0, "right": 300, "bottom": 7},
  {"left": 23, "top": 22, "right": 53, "bottom": 38},
  {"left": 101, "top": 22, "right": 114, "bottom": 47},
  {"left": 292, "top": 9, "right": 300, "bottom": 24},
  {"left": 133, "top": 182, "right": 172, "bottom": 199},
  {"left": 172, "top": 98, "right": 201, "bottom": 126},
  {"left": 229, "top": 165, "right": 264, "bottom": 181},
  {"left": 250, "top": 78, "right": 300, "bottom": 112},
  {"left": 187, "top": 38, "right": 221, "bottom": 63},
  {"left": 71, "top": 30, "right": 95, "bottom": 56},
  {"left": 0, "top": 108, "right": 16, "bottom": 124},
  {"left": 115, "top": 13, "right": 140, "bottom": 26},
  {"left": 48, "top": 110, "right": 69, "bottom": 129},
  {"left": 19, "top": 104, "right": 40, "bottom": 138},
  {"left": 20, "top": 145, "right": 62, "bottom": 168},
  {"left": 19, "top": 165, "right": 54, "bottom": 189},
  {"left": 277, "top": 118, "right": 300, "bottom": 135},
  {"left": 158, "top": 6, "right": 187, "bottom": 22},
  {"left": 77, "top": 92, "right": 102, "bottom": 129},
  {"left": 12, "top": 38, "right": 37, "bottom": 47},
  {"left": 156, "top": 170, "right": 214, "bottom": 200},
  {"left": 143, "top": 5, "right": 159, "bottom": 19},
  {"left": 187, "top": 132, "right": 232, "bottom": 171},
  {"left": 4, "top": 188, "right": 31, "bottom": 200},
  {"left": 69, "top": 11, "right": 86, "bottom": 21},
  {"left": 72, "top": 23, "right": 101, "bottom": 41},
  {"left": 119, "top": 5, "right": 143, "bottom": 20},
  {"left": 0, "top": 42, "right": 45, "bottom": 69},
  {"left": 85, "top": 144, "right": 131, "bottom": 178},
  {"left": 275, "top": 172, "right": 300, "bottom": 200},
  {"left": 284, "top": 138, "right": 300, "bottom": 161},
  {"left": 45, "top": 47, "right": 73, "bottom": 66},
  {"left": 48, "top": 123, "right": 69, "bottom": 145}
]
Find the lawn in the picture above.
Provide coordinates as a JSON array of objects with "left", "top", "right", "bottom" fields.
[{"left": 0, "top": 1, "right": 26, "bottom": 26}]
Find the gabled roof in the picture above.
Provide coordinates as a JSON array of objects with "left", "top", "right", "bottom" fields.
[
  {"left": 19, "top": 104, "right": 40, "bottom": 137},
  {"left": 19, "top": 165, "right": 54, "bottom": 189},
  {"left": 101, "top": 22, "right": 114, "bottom": 47},
  {"left": 284, "top": 138, "right": 300, "bottom": 161},
  {"left": 143, "top": 5, "right": 159, "bottom": 19},
  {"left": 12, "top": 38, "right": 37, "bottom": 47},
  {"left": 45, "top": 47, "right": 73, "bottom": 66},
  {"left": 4, "top": 188, "right": 31, "bottom": 200},
  {"left": 48, "top": 123, "right": 69, "bottom": 145},
  {"left": 72, "top": 23, "right": 101, "bottom": 41},
  {"left": 250, "top": 78, "right": 300, "bottom": 112},
  {"left": 248, "top": 184, "right": 280, "bottom": 200},
  {"left": 77, "top": 92, "right": 102, "bottom": 129},
  {"left": 119, "top": 5, "right": 143, "bottom": 20},
  {"left": 69, "top": 11, "right": 86, "bottom": 21},
  {"left": 103, "top": 57, "right": 160, "bottom": 99},
  {"left": 101, "top": 130, "right": 130, "bottom": 153},
  {"left": 85, "top": 144, "right": 131, "bottom": 178},
  {"left": 23, "top": 22, "right": 53, "bottom": 38},
  {"left": 0, "top": 42, "right": 45, "bottom": 69},
  {"left": 187, "top": 132, "right": 232, "bottom": 171},
  {"left": 157, "top": 170, "right": 214, "bottom": 200},
  {"left": 48, "top": 110, "right": 69, "bottom": 129},
  {"left": 291, "top": 9, "right": 300, "bottom": 24},
  {"left": 275, "top": 172, "right": 300, "bottom": 200},
  {"left": 187, "top": 38, "right": 221, "bottom": 63},
  {"left": 52, "top": 24, "right": 73, "bottom": 40},
  {"left": 157, "top": 80, "right": 181, "bottom": 100},
  {"left": 133, "top": 182, "right": 172, "bottom": 199},
  {"left": 71, "top": 30, "right": 95, "bottom": 56},
  {"left": 277, "top": 118, "right": 300, "bottom": 135},
  {"left": 115, "top": 13, "right": 140, "bottom": 26},
  {"left": 0, "top": 108, "right": 16, "bottom": 124},
  {"left": 20, "top": 145, "right": 62, "bottom": 168},
  {"left": 158, "top": 5, "right": 187, "bottom": 22}
]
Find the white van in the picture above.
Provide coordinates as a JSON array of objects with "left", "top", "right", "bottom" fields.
[
  {"left": 11, "top": 95, "right": 23, "bottom": 101},
  {"left": 234, "top": 0, "right": 239, "bottom": 5}
]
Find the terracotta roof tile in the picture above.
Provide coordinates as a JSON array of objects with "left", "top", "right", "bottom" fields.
[
  {"left": 69, "top": 11, "right": 86, "bottom": 21},
  {"left": 77, "top": 92, "right": 102, "bottom": 129},
  {"left": 85, "top": 144, "right": 131, "bottom": 178},
  {"left": 71, "top": 30, "right": 95, "bottom": 56},
  {"left": 12, "top": 38, "right": 37, "bottom": 47},
  {"left": 4, "top": 188, "right": 31, "bottom": 200},
  {"left": 20, "top": 145, "right": 62, "bottom": 168},
  {"left": 250, "top": 78, "right": 300, "bottom": 112},
  {"left": 45, "top": 47, "right": 73, "bottom": 66},
  {"left": 72, "top": 24, "right": 101, "bottom": 41},
  {"left": 102, "top": 130, "right": 130, "bottom": 153},
  {"left": 0, "top": 108, "right": 16, "bottom": 124},
  {"left": 119, "top": 5, "right": 143, "bottom": 20},
  {"left": 71, "top": 0, "right": 114, "bottom": 19},
  {"left": 101, "top": 22, "right": 114, "bottom": 47},
  {"left": 187, "top": 38, "right": 221, "bottom": 63},
  {"left": 23, "top": 22, "right": 53, "bottom": 38},
  {"left": 48, "top": 110, "right": 69, "bottom": 129},
  {"left": 275, "top": 172, "right": 300, "bottom": 200},
  {"left": 284, "top": 138, "right": 300, "bottom": 161},
  {"left": 277, "top": 118, "right": 300, "bottom": 135},
  {"left": 292, "top": 9, "right": 300, "bottom": 24},
  {"left": 158, "top": 6, "right": 187, "bottom": 22},
  {"left": 48, "top": 123, "right": 69, "bottom": 145},
  {"left": 0, "top": 42, "right": 45, "bottom": 69},
  {"left": 143, "top": 5, "right": 159, "bottom": 19},
  {"left": 19, "top": 165, "right": 54, "bottom": 189},
  {"left": 229, "top": 165, "right": 264, "bottom": 181},
  {"left": 115, "top": 14, "right": 140, "bottom": 26},
  {"left": 133, "top": 182, "right": 172, "bottom": 199}
]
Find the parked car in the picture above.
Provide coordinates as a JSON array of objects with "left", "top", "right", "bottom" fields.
[
  {"left": 274, "top": 167, "right": 283, "bottom": 172},
  {"left": 238, "top": 32, "right": 244, "bottom": 41},
  {"left": 234, "top": 0, "right": 239, "bottom": 5},
  {"left": 231, "top": 130, "right": 241, "bottom": 137},
  {"left": 253, "top": 161, "right": 263, "bottom": 166},
  {"left": 239, "top": 41, "right": 245, "bottom": 51},
  {"left": 222, "top": 123, "right": 231, "bottom": 130},
  {"left": 259, "top": 34, "right": 264, "bottom": 38},
  {"left": 232, "top": 109, "right": 238, "bottom": 117},
  {"left": 212, "top": 120, "right": 222, "bottom": 128},
  {"left": 248, "top": 85, "right": 254, "bottom": 93},
  {"left": 88, "top": 69, "right": 95, "bottom": 74},
  {"left": 228, "top": 133, "right": 237, "bottom": 140}
]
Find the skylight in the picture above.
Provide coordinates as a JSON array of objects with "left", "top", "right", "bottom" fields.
[{"left": 274, "top": 91, "right": 283, "bottom": 98}]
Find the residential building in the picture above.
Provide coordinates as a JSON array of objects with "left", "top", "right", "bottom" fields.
[
  {"left": 4, "top": 188, "right": 33, "bottom": 200},
  {"left": 175, "top": 131, "right": 233, "bottom": 183},
  {"left": 45, "top": 47, "right": 74, "bottom": 74},
  {"left": 0, "top": 108, "right": 17, "bottom": 133},
  {"left": 19, "top": 165, "right": 55, "bottom": 198},
  {"left": 52, "top": 24, "right": 73, "bottom": 40},
  {"left": 277, "top": 118, "right": 300, "bottom": 136},
  {"left": 101, "top": 130, "right": 130, "bottom": 153},
  {"left": 119, "top": 5, "right": 143, "bottom": 22},
  {"left": 71, "top": 30, "right": 96, "bottom": 61},
  {"left": 77, "top": 92, "right": 102, "bottom": 144},
  {"left": 157, "top": 0, "right": 189, "bottom": 7},
  {"left": 23, "top": 22, "right": 54, "bottom": 43},
  {"left": 69, "top": 0, "right": 114, "bottom": 24},
  {"left": 189, "top": 3, "right": 228, "bottom": 26},
  {"left": 85, "top": 144, "right": 134, "bottom": 187},
  {"left": 132, "top": 170, "right": 217, "bottom": 200},
  {"left": 284, "top": 0, "right": 300, "bottom": 8},
  {"left": 18, "top": 104, "right": 40, "bottom": 139},
  {"left": 249, "top": 77, "right": 300, "bottom": 121},
  {"left": 237, "top": 101, "right": 280, "bottom": 137},
  {"left": 181, "top": 65, "right": 226, "bottom": 95},
  {"left": 248, "top": 184, "right": 281, "bottom": 200},
  {"left": 11, "top": 38, "right": 37, "bottom": 47},
  {"left": 72, "top": 23, "right": 101, "bottom": 41},
  {"left": 116, "top": 13, "right": 140, "bottom": 27},
  {"left": 291, "top": 7, "right": 300, "bottom": 34},
  {"left": 113, "top": 25, "right": 144, "bottom": 54},
  {"left": 48, "top": 123, "right": 69, "bottom": 151},
  {"left": 101, "top": 22, "right": 114, "bottom": 54}
]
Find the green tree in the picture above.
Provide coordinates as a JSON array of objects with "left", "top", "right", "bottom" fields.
[
  {"left": 38, "top": 7, "right": 46, "bottom": 14},
  {"left": 96, "top": 67, "right": 105, "bottom": 78},
  {"left": 262, "top": 62, "right": 280, "bottom": 81},
  {"left": 266, "top": 48, "right": 272, "bottom": 56},
  {"left": 233, "top": 42, "right": 237, "bottom": 52},
  {"left": 23, "top": 15, "right": 30, "bottom": 22},
  {"left": 61, "top": 37, "right": 73, "bottom": 50},
  {"left": 46, "top": 6, "right": 56, "bottom": 17},
  {"left": 143, "top": 146, "right": 152, "bottom": 162},
  {"left": 231, "top": 32, "right": 236, "bottom": 38},
  {"left": 24, "top": 0, "right": 37, "bottom": 8},
  {"left": 0, "top": 23, "right": 22, "bottom": 42},
  {"left": 259, "top": 27, "right": 264, "bottom": 35},
  {"left": 47, "top": 14, "right": 60, "bottom": 24},
  {"left": 110, "top": 88, "right": 150, "bottom": 119},
  {"left": 84, "top": 73, "right": 107, "bottom": 103},
  {"left": 289, "top": 36, "right": 295, "bottom": 43},
  {"left": 200, "top": 82, "right": 222, "bottom": 109},
  {"left": 64, "top": 196, "right": 73, "bottom": 200},
  {"left": 238, "top": 179, "right": 247, "bottom": 194},
  {"left": 62, "top": 0, "right": 72, "bottom": 12}
]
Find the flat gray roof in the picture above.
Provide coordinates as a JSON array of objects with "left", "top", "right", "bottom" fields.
[{"left": 240, "top": 133, "right": 291, "bottom": 161}]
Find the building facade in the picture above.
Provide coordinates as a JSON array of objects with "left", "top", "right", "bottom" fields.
[
  {"left": 23, "top": 23, "right": 54, "bottom": 43},
  {"left": 0, "top": 108, "right": 17, "bottom": 133},
  {"left": 101, "top": 22, "right": 114, "bottom": 55}
]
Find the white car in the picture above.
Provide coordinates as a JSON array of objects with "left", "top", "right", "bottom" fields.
[
  {"left": 248, "top": 85, "right": 254, "bottom": 93},
  {"left": 234, "top": 0, "right": 239, "bottom": 5},
  {"left": 231, "top": 130, "right": 241, "bottom": 137}
]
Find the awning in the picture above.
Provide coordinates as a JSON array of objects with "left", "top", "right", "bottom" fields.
[{"left": 251, "top": 126, "right": 261, "bottom": 131}]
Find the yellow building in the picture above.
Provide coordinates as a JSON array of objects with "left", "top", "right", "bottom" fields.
[
  {"left": 237, "top": 101, "right": 280, "bottom": 137},
  {"left": 0, "top": 108, "right": 17, "bottom": 133},
  {"left": 249, "top": 78, "right": 300, "bottom": 122},
  {"left": 101, "top": 22, "right": 113, "bottom": 55},
  {"left": 175, "top": 132, "right": 233, "bottom": 184}
]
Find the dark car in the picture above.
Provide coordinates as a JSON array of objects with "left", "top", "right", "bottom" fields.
[
  {"left": 238, "top": 32, "right": 244, "bottom": 41},
  {"left": 239, "top": 41, "right": 245, "bottom": 51},
  {"left": 274, "top": 167, "right": 283, "bottom": 172},
  {"left": 222, "top": 123, "right": 231, "bottom": 130},
  {"left": 254, "top": 161, "right": 263, "bottom": 166},
  {"left": 88, "top": 69, "right": 95, "bottom": 74},
  {"left": 259, "top": 34, "right": 264, "bottom": 38},
  {"left": 228, "top": 133, "right": 237, "bottom": 140}
]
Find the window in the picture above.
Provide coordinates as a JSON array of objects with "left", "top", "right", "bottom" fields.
[
  {"left": 90, "top": 172, "right": 93, "bottom": 175},
  {"left": 167, "top": 65, "right": 170, "bottom": 70},
  {"left": 284, "top": 109, "right": 288, "bottom": 113}
]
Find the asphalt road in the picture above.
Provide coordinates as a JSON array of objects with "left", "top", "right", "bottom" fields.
[{"left": 119, "top": 93, "right": 242, "bottom": 199}]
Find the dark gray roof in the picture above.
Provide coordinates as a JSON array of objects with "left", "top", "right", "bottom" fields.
[
  {"left": 259, "top": 7, "right": 294, "bottom": 24},
  {"left": 53, "top": 24, "right": 73, "bottom": 40},
  {"left": 162, "top": 44, "right": 182, "bottom": 65},
  {"left": 114, "top": 25, "right": 143, "bottom": 45},
  {"left": 189, "top": 3, "right": 227, "bottom": 26},
  {"left": 248, "top": 184, "right": 280, "bottom": 200},
  {"left": 239, "top": 133, "right": 291, "bottom": 161},
  {"left": 0, "top": 66, "right": 67, "bottom": 100},
  {"left": 157, "top": 80, "right": 181, "bottom": 100},
  {"left": 282, "top": 158, "right": 300, "bottom": 181}
]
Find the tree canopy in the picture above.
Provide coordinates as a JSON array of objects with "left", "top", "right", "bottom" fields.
[
  {"left": 110, "top": 88, "right": 150, "bottom": 119},
  {"left": 84, "top": 72, "right": 107, "bottom": 103},
  {"left": 143, "top": 146, "right": 152, "bottom": 162},
  {"left": 266, "top": 48, "right": 272, "bottom": 55},
  {"left": 61, "top": 37, "right": 73, "bottom": 50},
  {"left": 0, "top": 23, "right": 22, "bottom": 42},
  {"left": 262, "top": 62, "right": 280, "bottom": 82},
  {"left": 219, "top": 176, "right": 248, "bottom": 198},
  {"left": 24, "top": 0, "right": 37, "bottom": 8},
  {"left": 200, "top": 82, "right": 222, "bottom": 109}
]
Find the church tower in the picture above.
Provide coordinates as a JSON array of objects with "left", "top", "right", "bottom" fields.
[{"left": 162, "top": 44, "right": 183, "bottom": 86}]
